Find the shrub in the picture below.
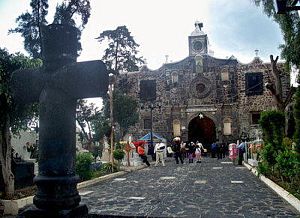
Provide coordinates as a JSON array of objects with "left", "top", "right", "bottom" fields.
[
  {"left": 101, "top": 162, "right": 118, "bottom": 173},
  {"left": 76, "top": 152, "right": 93, "bottom": 181},
  {"left": 282, "top": 137, "right": 293, "bottom": 149},
  {"left": 260, "top": 143, "right": 278, "bottom": 168},
  {"left": 275, "top": 149, "right": 300, "bottom": 183},
  {"left": 293, "top": 86, "right": 300, "bottom": 153},
  {"left": 113, "top": 149, "right": 125, "bottom": 161},
  {"left": 259, "top": 110, "right": 285, "bottom": 148},
  {"left": 257, "top": 161, "right": 270, "bottom": 176}
]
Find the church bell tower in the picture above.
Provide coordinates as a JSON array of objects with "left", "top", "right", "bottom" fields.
[{"left": 189, "top": 22, "right": 208, "bottom": 56}]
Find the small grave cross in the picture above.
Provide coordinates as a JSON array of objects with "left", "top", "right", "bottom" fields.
[{"left": 11, "top": 24, "right": 108, "bottom": 216}]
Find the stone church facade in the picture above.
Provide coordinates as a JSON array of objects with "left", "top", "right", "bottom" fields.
[{"left": 117, "top": 23, "right": 290, "bottom": 148}]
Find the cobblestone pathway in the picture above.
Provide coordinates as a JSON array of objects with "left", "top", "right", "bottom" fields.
[{"left": 81, "top": 157, "right": 300, "bottom": 218}]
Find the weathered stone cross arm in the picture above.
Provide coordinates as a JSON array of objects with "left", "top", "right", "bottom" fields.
[
  {"left": 11, "top": 60, "right": 108, "bottom": 103},
  {"left": 10, "top": 68, "right": 47, "bottom": 104},
  {"left": 52, "top": 60, "right": 108, "bottom": 99}
]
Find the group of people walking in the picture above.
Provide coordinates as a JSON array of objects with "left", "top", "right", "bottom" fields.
[
  {"left": 135, "top": 137, "right": 247, "bottom": 167},
  {"left": 135, "top": 139, "right": 167, "bottom": 167},
  {"left": 136, "top": 137, "right": 206, "bottom": 167},
  {"left": 172, "top": 137, "right": 205, "bottom": 164},
  {"left": 211, "top": 142, "right": 227, "bottom": 159}
]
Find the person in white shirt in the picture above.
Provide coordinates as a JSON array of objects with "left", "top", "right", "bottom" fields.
[
  {"left": 195, "top": 141, "right": 204, "bottom": 163},
  {"left": 154, "top": 140, "right": 166, "bottom": 166}
]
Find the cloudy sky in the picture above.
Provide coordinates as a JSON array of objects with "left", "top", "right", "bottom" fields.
[{"left": 0, "top": 0, "right": 284, "bottom": 70}]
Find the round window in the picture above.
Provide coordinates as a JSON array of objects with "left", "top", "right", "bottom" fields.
[{"left": 196, "top": 83, "right": 206, "bottom": 93}]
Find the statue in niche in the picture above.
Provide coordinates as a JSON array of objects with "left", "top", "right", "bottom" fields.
[{"left": 195, "top": 55, "right": 203, "bottom": 74}]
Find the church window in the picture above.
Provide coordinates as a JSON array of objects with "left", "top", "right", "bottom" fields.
[
  {"left": 245, "top": 72, "right": 263, "bottom": 96},
  {"left": 140, "top": 80, "right": 156, "bottom": 101},
  {"left": 221, "top": 71, "right": 229, "bottom": 81},
  {"left": 173, "top": 120, "right": 181, "bottom": 137},
  {"left": 223, "top": 118, "right": 232, "bottom": 135},
  {"left": 172, "top": 74, "right": 178, "bottom": 84},
  {"left": 196, "top": 83, "right": 206, "bottom": 93},
  {"left": 251, "top": 112, "right": 261, "bottom": 125},
  {"left": 143, "top": 119, "right": 151, "bottom": 129}
]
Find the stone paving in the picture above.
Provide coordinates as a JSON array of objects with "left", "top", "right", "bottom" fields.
[{"left": 80, "top": 157, "right": 300, "bottom": 218}]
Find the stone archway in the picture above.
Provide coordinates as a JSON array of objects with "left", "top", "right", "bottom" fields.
[{"left": 188, "top": 114, "right": 216, "bottom": 148}]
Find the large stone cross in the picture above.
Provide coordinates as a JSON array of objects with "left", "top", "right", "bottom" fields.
[{"left": 11, "top": 24, "right": 108, "bottom": 216}]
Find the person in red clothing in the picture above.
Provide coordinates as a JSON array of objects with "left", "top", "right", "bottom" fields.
[{"left": 137, "top": 143, "right": 150, "bottom": 166}]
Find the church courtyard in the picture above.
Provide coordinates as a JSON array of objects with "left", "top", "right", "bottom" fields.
[{"left": 77, "top": 157, "right": 299, "bottom": 217}]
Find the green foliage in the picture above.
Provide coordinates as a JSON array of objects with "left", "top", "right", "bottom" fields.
[
  {"left": 275, "top": 149, "right": 300, "bottom": 182},
  {"left": 75, "top": 152, "right": 93, "bottom": 181},
  {"left": 103, "top": 90, "right": 139, "bottom": 138},
  {"left": 0, "top": 48, "right": 41, "bottom": 198},
  {"left": 259, "top": 110, "right": 285, "bottom": 173},
  {"left": 53, "top": 0, "right": 91, "bottom": 30},
  {"left": 101, "top": 162, "right": 118, "bottom": 174},
  {"left": 91, "top": 111, "right": 111, "bottom": 142},
  {"left": 259, "top": 110, "right": 285, "bottom": 148},
  {"left": 257, "top": 161, "right": 271, "bottom": 177},
  {"left": 260, "top": 143, "right": 278, "bottom": 167},
  {"left": 294, "top": 86, "right": 300, "bottom": 153},
  {"left": 0, "top": 48, "right": 41, "bottom": 134},
  {"left": 90, "top": 144, "right": 100, "bottom": 160},
  {"left": 254, "top": 0, "right": 300, "bottom": 69},
  {"left": 9, "top": 0, "right": 48, "bottom": 58},
  {"left": 115, "top": 142, "right": 123, "bottom": 150},
  {"left": 275, "top": 149, "right": 300, "bottom": 198},
  {"left": 258, "top": 109, "right": 300, "bottom": 199},
  {"left": 10, "top": 0, "right": 91, "bottom": 58},
  {"left": 282, "top": 137, "right": 293, "bottom": 149},
  {"left": 107, "top": 90, "right": 139, "bottom": 137},
  {"left": 76, "top": 99, "right": 111, "bottom": 147},
  {"left": 113, "top": 149, "right": 125, "bottom": 161},
  {"left": 96, "top": 25, "right": 145, "bottom": 72},
  {"left": 76, "top": 99, "right": 98, "bottom": 143}
]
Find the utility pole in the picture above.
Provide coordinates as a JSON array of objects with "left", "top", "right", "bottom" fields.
[
  {"left": 108, "top": 73, "right": 115, "bottom": 172},
  {"left": 150, "top": 103, "right": 154, "bottom": 150}
]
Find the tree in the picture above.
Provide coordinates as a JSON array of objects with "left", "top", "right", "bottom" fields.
[
  {"left": 9, "top": 0, "right": 49, "bottom": 58},
  {"left": 10, "top": 0, "right": 91, "bottom": 58},
  {"left": 265, "top": 54, "right": 295, "bottom": 111},
  {"left": 254, "top": 0, "right": 300, "bottom": 69},
  {"left": 91, "top": 111, "right": 111, "bottom": 143},
  {"left": 0, "top": 48, "right": 41, "bottom": 199},
  {"left": 76, "top": 100, "right": 111, "bottom": 149},
  {"left": 96, "top": 25, "right": 145, "bottom": 73},
  {"left": 254, "top": 1, "right": 298, "bottom": 139},
  {"left": 103, "top": 90, "right": 139, "bottom": 139},
  {"left": 76, "top": 99, "right": 98, "bottom": 150},
  {"left": 53, "top": 0, "right": 91, "bottom": 30},
  {"left": 294, "top": 87, "right": 300, "bottom": 153}
]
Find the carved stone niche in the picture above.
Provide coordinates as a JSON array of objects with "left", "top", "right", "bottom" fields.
[{"left": 190, "top": 75, "right": 212, "bottom": 99}]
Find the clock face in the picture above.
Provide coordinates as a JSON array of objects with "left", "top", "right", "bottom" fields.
[{"left": 193, "top": 40, "right": 203, "bottom": 51}]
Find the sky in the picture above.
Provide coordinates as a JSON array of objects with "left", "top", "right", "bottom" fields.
[{"left": 0, "top": 0, "right": 291, "bottom": 106}]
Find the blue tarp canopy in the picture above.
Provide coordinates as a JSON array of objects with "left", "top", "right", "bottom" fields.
[{"left": 139, "top": 132, "right": 166, "bottom": 142}]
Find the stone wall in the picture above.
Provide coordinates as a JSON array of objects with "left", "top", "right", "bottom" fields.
[{"left": 117, "top": 55, "right": 290, "bottom": 144}]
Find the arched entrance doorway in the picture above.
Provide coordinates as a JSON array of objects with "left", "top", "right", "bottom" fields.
[{"left": 188, "top": 114, "right": 216, "bottom": 148}]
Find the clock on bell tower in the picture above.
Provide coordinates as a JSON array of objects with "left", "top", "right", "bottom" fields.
[{"left": 189, "top": 22, "right": 208, "bottom": 56}]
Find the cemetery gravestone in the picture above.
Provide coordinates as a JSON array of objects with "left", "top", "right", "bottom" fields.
[
  {"left": 0, "top": 153, "right": 34, "bottom": 192},
  {"left": 11, "top": 24, "right": 108, "bottom": 217}
]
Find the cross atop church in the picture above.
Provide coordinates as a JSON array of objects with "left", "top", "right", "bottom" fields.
[{"left": 195, "top": 21, "right": 203, "bottom": 31}]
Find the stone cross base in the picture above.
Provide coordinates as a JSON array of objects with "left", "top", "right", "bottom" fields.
[{"left": 17, "top": 204, "right": 88, "bottom": 218}]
